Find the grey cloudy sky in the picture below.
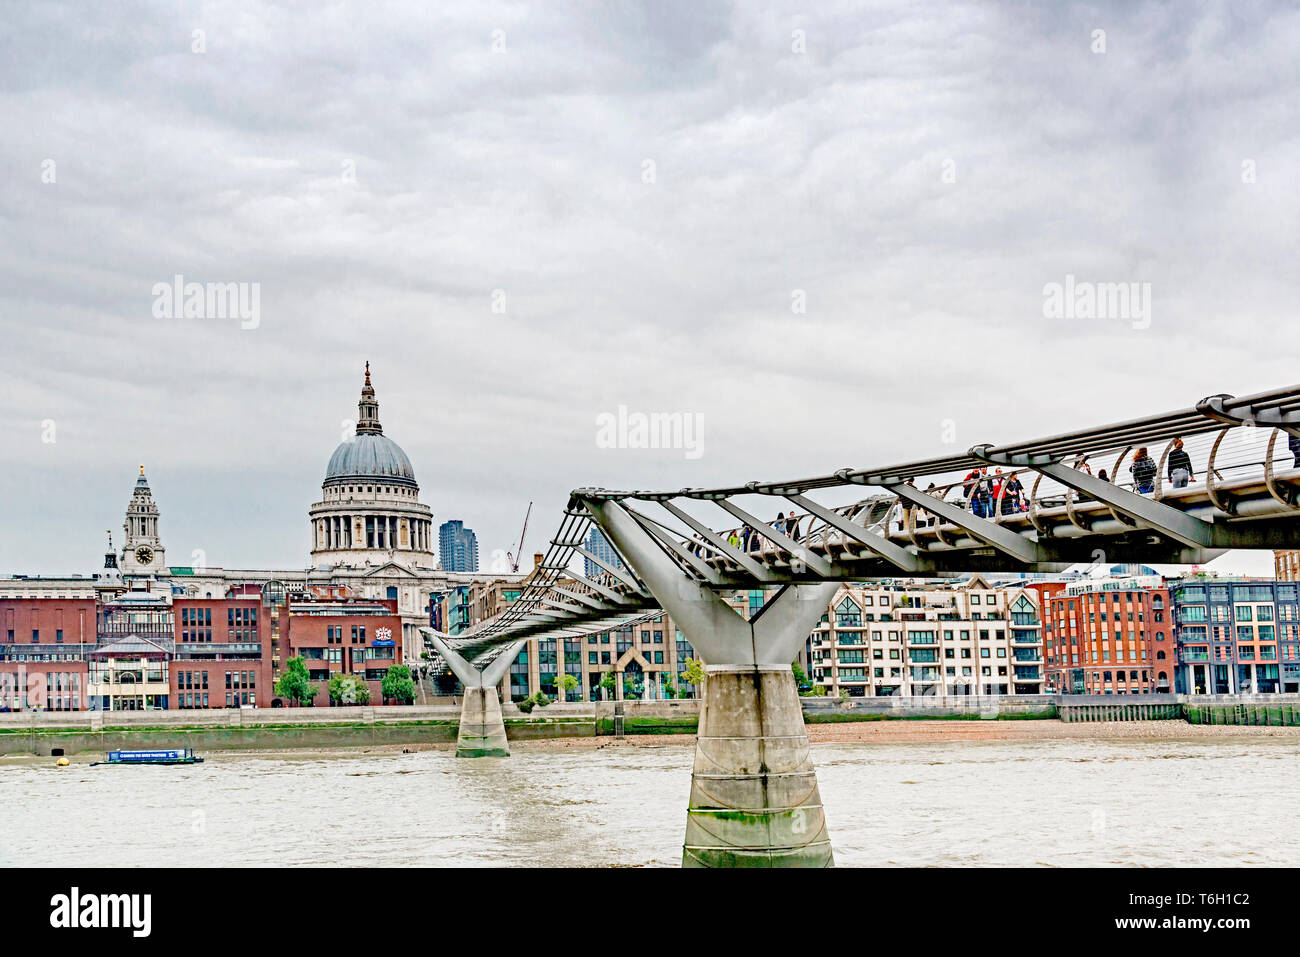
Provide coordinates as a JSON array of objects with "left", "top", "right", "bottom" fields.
[{"left": 2, "top": 0, "right": 1297, "bottom": 576}]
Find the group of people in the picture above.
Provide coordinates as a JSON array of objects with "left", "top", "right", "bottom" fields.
[
  {"left": 949, "top": 438, "right": 1212, "bottom": 517},
  {"left": 1129, "top": 438, "right": 1195, "bottom": 492},
  {"left": 695, "top": 512, "right": 802, "bottom": 557},
  {"left": 958, "top": 467, "right": 1028, "bottom": 518},
  {"left": 945, "top": 437, "right": 1201, "bottom": 519}
]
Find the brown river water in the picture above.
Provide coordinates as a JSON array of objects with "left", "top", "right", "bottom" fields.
[{"left": 4, "top": 735, "right": 1298, "bottom": 867}]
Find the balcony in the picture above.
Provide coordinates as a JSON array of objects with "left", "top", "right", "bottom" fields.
[{"left": 1180, "top": 650, "right": 1210, "bottom": 663}]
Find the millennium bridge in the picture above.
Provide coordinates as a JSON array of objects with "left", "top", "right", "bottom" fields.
[{"left": 422, "top": 382, "right": 1300, "bottom": 867}]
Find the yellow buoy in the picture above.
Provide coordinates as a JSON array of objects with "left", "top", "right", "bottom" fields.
[{"left": 56, "top": 757, "right": 70, "bottom": 767}]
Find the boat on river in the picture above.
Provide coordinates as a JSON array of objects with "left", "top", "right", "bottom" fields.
[{"left": 90, "top": 748, "right": 204, "bottom": 766}]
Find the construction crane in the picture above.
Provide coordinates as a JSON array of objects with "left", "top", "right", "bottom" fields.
[{"left": 505, "top": 501, "right": 533, "bottom": 573}]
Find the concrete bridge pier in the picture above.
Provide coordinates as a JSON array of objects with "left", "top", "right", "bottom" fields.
[
  {"left": 421, "top": 628, "right": 524, "bottom": 758},
  {"left": 584, "top": 497, "right": 838, "bottom": 868},
  {"left": 686, "top": 662, "right": 831, "bottom": 867},
  {"left": 456, "top": 686, "right": 510, "bottom": 757}
]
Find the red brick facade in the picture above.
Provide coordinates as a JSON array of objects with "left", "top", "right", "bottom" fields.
[
  {"left": 1030, "top": 581, "right": 1173, "bottom": 694},
  {"left": 1, "top": 598, "right": 97, "bottom": 646},
  {"left": 280, "top": 598, "right": 402, "bottom": 707},
  {"left": 0, "top": 598, "right": 98, "bottom": 710}
]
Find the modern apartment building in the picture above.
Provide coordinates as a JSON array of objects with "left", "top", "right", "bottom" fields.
[
  {"left": 805, "top": 577, "right": 1045, "bottom": 697},
  {"left": 1170, "top": 578, "right": 1300, "bottom": 695}
]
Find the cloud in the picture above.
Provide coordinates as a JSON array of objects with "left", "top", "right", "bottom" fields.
[{"left": 2, "top": 0, "right": 1298, "bottom": 574}]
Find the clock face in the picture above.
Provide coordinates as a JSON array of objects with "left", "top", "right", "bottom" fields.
[{"left": 135, "top": 546, "right": 154, "bottom": 565}]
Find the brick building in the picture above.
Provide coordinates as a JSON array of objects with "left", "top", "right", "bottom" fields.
[
  {"left": 1, "top": 597, "right": 97, "bottom": 645},
  {"left": 171, "top": 597, "right": 272, "bottom": 709},
  {"left": 1028, "top": 576, "right": 1173, "bottom": 695},
  {"left": 1276, "top": 550, "right": 1300, "bottom": 582},
  {"left": 0, "top": 597, "right": 97, "bottom": 710},
  {"left": 280, "top": 597, "right": 402, "bottom": 706}
]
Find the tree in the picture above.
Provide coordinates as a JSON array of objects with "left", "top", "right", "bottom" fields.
[
  {"left": 598, "top": 671, "right": 615, "bottom": 700},
  {"left": 518, "top": 690, "right": 551, "bottom": 713},
  {"left": 381, "top": 664, "right": 417, "bottom": 705},
  {"left": 789, "top": 661, "right": 829, "bottom": 697},
  {"left": 329, "top": 673, "right": 371, "bottom": 706},
  {"left": 554, "top": 673, "right": 579, "bottom": 701},
  {"left": 679, "top": 657, "right": 706, "bottom": 690},
  {"left": 274, "top": 656, "right": 318, "bottom": 707}
]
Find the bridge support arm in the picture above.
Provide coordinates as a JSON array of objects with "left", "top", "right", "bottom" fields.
[
  {"left": 421, "top": 628, "right": 525, "bottom": 758},
  {"left": 581, "top": 496, "right": 837, "bottom": 867}
]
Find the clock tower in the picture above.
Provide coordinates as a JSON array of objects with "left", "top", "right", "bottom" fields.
[{"left": 122, "top": 465, "right": 166, "bottom": 577}]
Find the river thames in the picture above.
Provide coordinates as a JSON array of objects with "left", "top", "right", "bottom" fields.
[{"left": 5, "top": 734, "right": 1299, "bottom": 867}]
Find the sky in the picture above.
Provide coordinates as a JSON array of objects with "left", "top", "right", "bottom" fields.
[{"left": 2, "top": 0, "right": 1297, "bottom": 577}]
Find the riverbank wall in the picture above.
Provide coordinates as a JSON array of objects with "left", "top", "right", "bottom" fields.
[{"left": 4, "top": 693, "right": 1300, "bottom": 754}]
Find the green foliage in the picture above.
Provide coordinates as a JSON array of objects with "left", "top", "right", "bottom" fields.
[
  {"left": 791, "top": 661, "right": 812, "bottom": 689},
  {"left": 274, "top": 656, "right": 318, "bottom": 706},
  {"left": 679, "top": 657, "right": 706, "bottom": 688},
  {"left": 328, "top": 673, "right": 371, "bottom": 706},
  {"left": 516, "top": 690, "right": 553, "bottom": 713},
  {"left": 554, "top": 673, "right": 579, "bottom": 699},
  {"left": 381, "top": 664, "right": 417, "bottom": 704},
  {"left": 792, "top": 662, "right": 826, "bottom": 696}
]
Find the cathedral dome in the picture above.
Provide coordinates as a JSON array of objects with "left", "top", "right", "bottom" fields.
[
  {"left": 323, "top": 363, "right": 419, "bottom": 489},
  {"left": 325, "top": 433, "right": 417, "bottom": 487}
]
